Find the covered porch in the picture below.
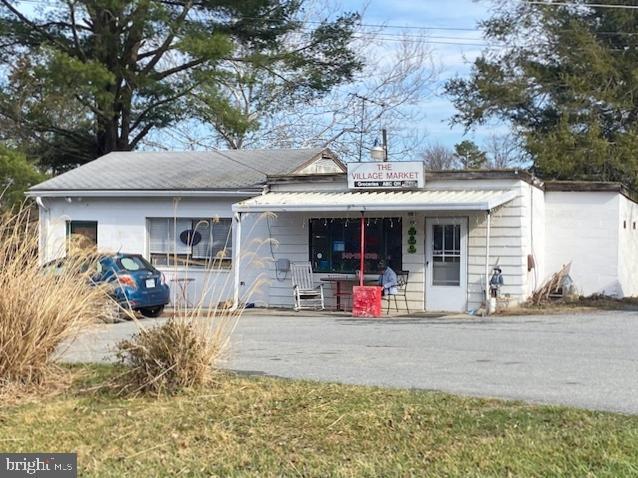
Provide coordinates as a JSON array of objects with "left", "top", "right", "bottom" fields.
[{"left": 231, "top": 188, "right": 517, "bottom": 313}]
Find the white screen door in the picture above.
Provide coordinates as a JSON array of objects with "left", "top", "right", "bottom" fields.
[{"left": 425, "top": 217, "right": 468, "bottom": 311}]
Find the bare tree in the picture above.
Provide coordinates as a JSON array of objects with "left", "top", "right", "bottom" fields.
[
  {"left": 422, "top": 143, "right": 458, "bottom": 170},
  {"left": 484, "top": 133, "right": 525, "bottom": 169},
  {"left": 152, "top": 4, "right": 438, "bottom": 161}
]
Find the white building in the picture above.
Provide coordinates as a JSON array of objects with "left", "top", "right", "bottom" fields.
[{"left": 28, "top": 148, "right": 638, "bottom": 312}]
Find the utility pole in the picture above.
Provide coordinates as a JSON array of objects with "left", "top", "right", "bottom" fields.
[
  {"left": 359, "top": 95, "right": 365, "bottom": 162},
  {"left": 349, "top": 93, "right": 386, "bottom": 162},
  {"left": 382, "top": 128, "right": 388, "bottom": 162}
]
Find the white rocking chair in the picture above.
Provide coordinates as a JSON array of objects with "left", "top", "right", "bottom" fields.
[{"left": 291, "top": 262, "right": 325, "bottom": 311}]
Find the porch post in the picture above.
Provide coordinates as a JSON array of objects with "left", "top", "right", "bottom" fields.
[
  {"left": 484, "top": 210, "right": 491, "bottom": 314},
  {"left": 360, "top": 211, "right": 365, "bottom": 286},
  {"left": 232, "top": 211, "right": 242, "bottom": 310}
]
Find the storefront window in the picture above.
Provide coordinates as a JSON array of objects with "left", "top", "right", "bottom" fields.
[
  {"left": 309, "top": 218, "right": 402, "bottom": 273},
  {"left": 148, "top": 218, "right": 232, "bottom": 268}
]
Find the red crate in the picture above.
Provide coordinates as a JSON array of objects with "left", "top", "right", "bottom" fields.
[{"left": 352, "top": 285, "right": 382, "bottom": 317}]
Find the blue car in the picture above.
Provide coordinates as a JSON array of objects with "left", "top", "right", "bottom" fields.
[
  {"left": 95, "top": 254, "right": 170, "bottom": 317},
  {"left": 45, "top": 253, "right": 171, "bottom": 317}
]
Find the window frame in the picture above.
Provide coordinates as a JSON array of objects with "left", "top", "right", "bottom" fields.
[
  {"left": 146, "top": 217, "right": 233, "bottom": 269},
  {"left": 308, "top": 217, "right": 402, "bottom": 274},
  {"left": 66, "top": 220, "right": 98, "bottom": 253},
  {"left": 431, "top": 223, "right": 462, "bottom": 287}
]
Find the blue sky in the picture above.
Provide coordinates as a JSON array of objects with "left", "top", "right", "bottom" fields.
[
  {"left": 13, "top": 0, "right": 501, "bottom": 154},
  {"left": 340, "top": 0, "right": 504, "bottom": 150}
]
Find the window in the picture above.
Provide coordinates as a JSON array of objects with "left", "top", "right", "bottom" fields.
[
  {"left": 309, "top": 218, "right": 402, "bottom": 273},
  {"left": 148, "top": 218, "right": 232, "bottom": 268},
  {"left": 431, "top": 224, "right": 461, "bottom": 286},
  {"left": 118, "top": 256, "right": 155, "bottom": 272},
  {"left": 66, "top": 221, "right": 97, "bottom": 253}
]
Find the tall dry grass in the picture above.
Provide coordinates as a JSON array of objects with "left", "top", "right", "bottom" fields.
[
  {"left": 115, "top": 212, "right": 271, "bottom": 396},
  {"left": 0, "top": 207, "right": 108, "bottom": 387}
]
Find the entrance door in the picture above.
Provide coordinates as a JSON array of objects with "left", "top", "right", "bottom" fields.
[{"left": 425, "top": 217, "right": 467, "bottom": 311}]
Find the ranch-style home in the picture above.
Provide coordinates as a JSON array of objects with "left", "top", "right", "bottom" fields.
[{"left": 27, "top": 147, "right": 638, "bottom": 312}]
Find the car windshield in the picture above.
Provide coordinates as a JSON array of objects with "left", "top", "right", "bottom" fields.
[{"left": 117, "top": 256, "right": 155, "bottom": 272}]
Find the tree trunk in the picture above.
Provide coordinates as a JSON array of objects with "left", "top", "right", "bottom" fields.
[{"left": 91, "top": 3, "right": 131, "bottom": 155}]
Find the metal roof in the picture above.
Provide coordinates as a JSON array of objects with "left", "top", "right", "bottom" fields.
[
  {"left": 232, "top": 189, "right": 518, "bottom": 213},
  {"left": 29, "top": 148, "right": 332, "bottom": 194}
]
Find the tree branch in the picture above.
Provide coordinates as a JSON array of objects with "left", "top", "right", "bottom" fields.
[
  {"left": 153, "top": 57, "right": 207, "bottom": 80},
  {"left": 129, "top": 122, "right": 154, "bottom": 149},
  {"left": 141, "top": 0, "right": 193, "bottom": 74},
  {"left": 0, "top": 0, "right": 71, "bottom": 53},
  {"left": 130, "top": 86, "right": 196, "bottom": 132},
  {"left": 67, "top": 1, "right": 86, "bottom": 61}
]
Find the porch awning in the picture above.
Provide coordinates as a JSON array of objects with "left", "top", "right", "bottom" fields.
[{"left": 232, "top": 189, "right": 517, "bottom": 213}]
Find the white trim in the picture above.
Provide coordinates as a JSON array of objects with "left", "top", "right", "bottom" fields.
[
  {"left": 233, "top": 190, "right": 517, "bottom": 213},
  {"left": 27, "top": 189, "right": 261, "bottom": 198},
  {"left": 485, "top": 211, "right": 491, "bottom": 315},
  {"left": 231, "top": 212, "right": 242, "bottom": 311},
  {"left": 425, "top": 217, "right": 469, "bottom": 312}
]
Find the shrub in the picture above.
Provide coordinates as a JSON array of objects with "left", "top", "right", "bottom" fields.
[
  {"left": 0, "top": 208, "right": 108, "bottom": 388},
  {"left": 114, "top": 213, "right": 271, "bottom": 396},
  {"left": 116, "top": 318, "right": 225, "bottom": 395}
]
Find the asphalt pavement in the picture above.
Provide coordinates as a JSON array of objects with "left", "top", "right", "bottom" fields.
[{"left": 60, "top": 310, "right": 638, "bottom": 414}]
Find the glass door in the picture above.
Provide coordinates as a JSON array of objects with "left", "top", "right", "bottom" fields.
[{"left": 425, "top": 218, "right": 467, "bottom": 311}]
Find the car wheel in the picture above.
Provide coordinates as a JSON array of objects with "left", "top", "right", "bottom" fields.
[{"left": 139, "top": 306, "right": 164, "bottom": 318}]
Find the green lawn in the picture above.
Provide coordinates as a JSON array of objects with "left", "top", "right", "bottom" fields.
[{"left": 1, "top": 365, "right": 637, "bottom": 477}]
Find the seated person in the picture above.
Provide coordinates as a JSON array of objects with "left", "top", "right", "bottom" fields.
[{"left": 378, "top": 259, "right": 398, "bottom": 296}]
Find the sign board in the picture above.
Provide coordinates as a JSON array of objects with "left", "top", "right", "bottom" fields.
[{"left": 347, "top": 161, "right": 424, "bottom": 190}]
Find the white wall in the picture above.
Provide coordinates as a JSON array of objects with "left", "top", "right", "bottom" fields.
[
  {"left": 37, "top": 175, "right": 554, "bottom": 312},
  {"left": 466, "top": 184, "right": 531, "bottom": 311},
  {"left": 544, "top": 191, "right": 621, "bottom": 296},
  {"left": 264, "top": 211, "right": 425, "bottom": 311},
  {"left": 39, "top": 196, "right": 271, "bottom": 307},
  {"left": 528, "top": 184, "right": 546, "bottom": 296},
  {"left": 617, "top": 194, "right": 638, "bottom": 297},
  {"left": 264, "top": 176, "right": 536, "bottom": 312},
  {"left": 424, "top": 177, "right": 534, "bottom": 310}
]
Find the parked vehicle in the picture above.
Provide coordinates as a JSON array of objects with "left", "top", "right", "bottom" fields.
[{"left": 45, "top": 253, "right": 170, "bottom": 317}]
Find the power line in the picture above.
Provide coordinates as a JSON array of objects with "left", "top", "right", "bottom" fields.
[
  {"left": 526, "top": 1, "right": 638, "bottom": 9},
  {"left": 9, "top": 0, "right": 481, "bottom": 31},
  {"left": 7, "top": 0, "right": 638, "bottom": 48},
  {"left": 349, "top": 36, "right": 498, "bottom": 48}
]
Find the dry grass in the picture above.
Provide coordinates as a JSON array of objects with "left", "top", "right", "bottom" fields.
[
  {"left": 113, "top": 213, "right": 270, "bottom": 396},
  {"left": 113, "top": 289, "right": 249, "bottom": 396},
  {"left": 0, "top": 207, "right": 108, "bottom": 388},
  {"left": 116, "top": 319, "right": 224, "bottom": 395},
  {"left": 501, "top": 294, "right": 638, "bottom": 316},
  {"left": 2, "top": 364, "right": 638, "bottom": 477}
]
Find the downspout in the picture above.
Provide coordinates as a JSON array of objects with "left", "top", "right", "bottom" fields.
[
  {"left": 231, "top": 211, "right": 242, "bottom": 311},
  {"left": 484, "top": 210, "right": 491, "bottom": 315}
]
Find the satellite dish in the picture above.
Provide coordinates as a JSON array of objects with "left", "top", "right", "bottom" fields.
[{"left": 180, "top": 229, "right": 202, "bottom": 246}]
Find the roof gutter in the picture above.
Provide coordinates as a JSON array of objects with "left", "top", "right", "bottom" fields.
[
  {"left": 25, "top": 189, "right": 262, "bottom": 198},
  {"left": 233, "top": 201, "right": 507, "bottom": 214}
]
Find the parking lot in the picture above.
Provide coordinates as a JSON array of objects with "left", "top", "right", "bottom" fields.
[{"left": 62, "top": 310, "right": 638, "bottom": 414}]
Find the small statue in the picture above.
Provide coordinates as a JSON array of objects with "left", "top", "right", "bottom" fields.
[{"left": 489, "top": 266, "right": 504, "bottom": 298}]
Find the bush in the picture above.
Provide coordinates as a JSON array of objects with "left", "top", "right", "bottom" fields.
[
  {"left": 0, "top": 208, "right": 108, "bottom": 388},
  {"left": 116, "top": 319, "right": 225, "bottom": 395},
  {"left": 114, "top": 213, "right": 270, "bottom": 396}
]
